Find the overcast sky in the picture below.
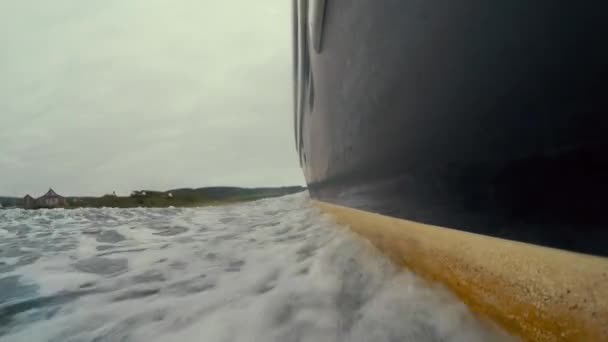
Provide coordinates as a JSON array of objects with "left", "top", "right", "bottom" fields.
[{"left": 0, "top": 0, "right": 303, "bottom": 196}]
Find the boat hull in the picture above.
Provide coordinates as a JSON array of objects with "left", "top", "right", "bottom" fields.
[
  {"left": 295, "top": 0, "right": 608, "bottom": 256},
  {"left": 293, "top": 0, "right": 608, "bottom": 340}
]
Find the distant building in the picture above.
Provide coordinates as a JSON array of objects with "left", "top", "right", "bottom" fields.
[
  {"left": 24, "top": 189, "right": 67, "bottom": 209},
  {"left": 37, "top": 189, "right": 67, "bottom": 208},
  {"left": 167, "top": 192, "right": 173, "bottom": 198},
  {"left": 24, "top": 194, "right": 36, "bottom": 209}
]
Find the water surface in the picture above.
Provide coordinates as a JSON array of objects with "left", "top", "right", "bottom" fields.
[{"left": 0, "top": 193, "right": 512, "bottom": 341}]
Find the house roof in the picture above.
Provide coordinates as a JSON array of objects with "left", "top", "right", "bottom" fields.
[
  {"left": 40, "top": 188, "right": 63, "bottom": 199},
  {"left": 24, "top": 194, "right": 34, "bottom": 200}
]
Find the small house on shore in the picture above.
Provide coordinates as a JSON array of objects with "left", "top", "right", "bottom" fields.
[
  {"left": 38, "top": 188, "right": 66, "bottom": 208},
  {"left": 24, "top": 189, "right": 67, "bottom": 209},
  {"left": 24, "top": 194, "right": 36, "bottom": 209}
]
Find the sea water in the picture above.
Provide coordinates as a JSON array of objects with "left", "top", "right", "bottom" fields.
[{"left": 0, "top": 193, "right": 513, "bottom": 342}]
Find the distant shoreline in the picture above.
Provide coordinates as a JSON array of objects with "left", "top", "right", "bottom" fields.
[{"left": 0, "top": 186, "right": 306, "bottom": 209}]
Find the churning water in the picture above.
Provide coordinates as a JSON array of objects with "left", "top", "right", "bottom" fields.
[{"left": 0, "top": 193, "right": 512, "bottom": 342}]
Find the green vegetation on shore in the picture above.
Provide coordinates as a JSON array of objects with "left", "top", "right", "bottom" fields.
[{"left": 0, "top": 186, "right": 306, "bottom": 209}]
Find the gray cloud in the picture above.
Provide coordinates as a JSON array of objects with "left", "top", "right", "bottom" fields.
[{"left": 0, "top": 0, "right": 303, "bottom": 196}]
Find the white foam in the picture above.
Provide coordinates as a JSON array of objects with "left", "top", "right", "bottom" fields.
[{"left": 0, "top": 193, "right": 514, "bottom": 342}]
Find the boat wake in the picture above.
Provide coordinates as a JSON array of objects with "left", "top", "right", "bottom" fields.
[{"left": 0, "top": 193, "right": 512, "bottom": 342}]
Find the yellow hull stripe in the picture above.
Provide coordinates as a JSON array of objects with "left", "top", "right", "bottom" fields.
[{"left": 314, "top": 200, "right": 608, "bottom": 341}]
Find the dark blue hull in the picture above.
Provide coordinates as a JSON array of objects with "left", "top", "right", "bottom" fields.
[{"left": 294, "top": 0, "right": 608, "bottom": 256}]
